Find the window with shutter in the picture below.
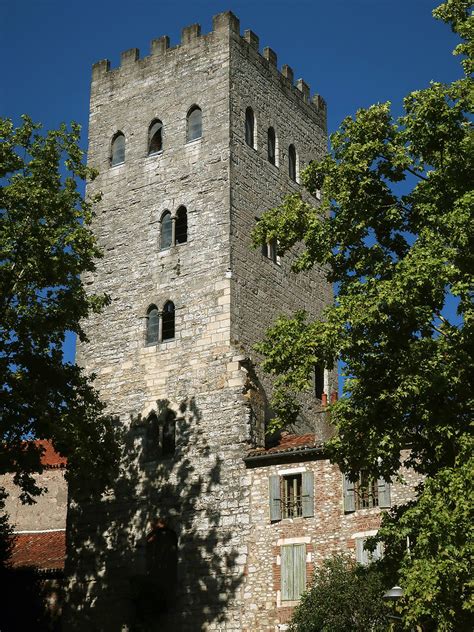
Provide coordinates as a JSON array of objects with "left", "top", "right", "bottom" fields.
[
  {"left": 343, "top": 472, "right": 391, "bottom": 511},
  {"left": 281, "top": 544, "right": 306, "bottom": 601},
  {"left": 269, "top": 472, "right": 314, "bottom": 521},
  {"left": 355, "top": 537, "right": 384, "bottom": 566}
]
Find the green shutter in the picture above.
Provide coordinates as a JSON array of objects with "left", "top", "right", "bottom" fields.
[
  {"left": 269, "top": 475, "right": 282, "bottom": 521},
  {"left": 343, "top": 475, "right": 355, "bottom": 512},
  {"left": 293, "top": 544, "right": 306, "bottom": 599},
  {"left": 281, "top": 545, "right": 293, "bottom": 600},
  {"left": 355, "top": 538, "right": 368, "bottom": 565},
  {"left": 302, "top": 472, "right": 314, "bottom": 517},
  {"left": 377, "top": 478, "right": 391, "bottom": 508},
  {"left": 281, "top": 544, "right": 307, "bottom": 601}
]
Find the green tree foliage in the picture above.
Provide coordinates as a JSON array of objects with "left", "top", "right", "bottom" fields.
[
  {"left": 253, "top": 2, "right": 473, "bottom": 629},
  {"left": 0, "top": 116, "right": 119, "bottom": 509},
  {"left": 289, "top": 555, "right": 388, "bottom": 632}
]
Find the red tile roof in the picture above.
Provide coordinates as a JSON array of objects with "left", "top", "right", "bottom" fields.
[
  {"left": 10, "top": 531, "right": 66, "bottom": 571},
  {"left": 33, "top": 440, "right": 67, "bottom": 468},
  {"left": 246, "top": 433, "right": 324, "bottom": 458}
]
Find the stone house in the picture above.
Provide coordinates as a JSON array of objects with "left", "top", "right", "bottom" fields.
[
  {"left": 1, "top": 440, "right": 67, "bottom": 629},
  {"left": 243, "top": 436, "right": 418, "bottom": 630},
  {"left": 62, "top": 11, "right": 419, "bottom": 631}
]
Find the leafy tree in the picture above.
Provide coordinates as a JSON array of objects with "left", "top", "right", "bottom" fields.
[
  {"left": 0, "top": 116, "right": 118, "bottom": 511},
  {"left": 289, "top": 555, "right": 388, "bottom": 632},
  {"left": 253, "top": 2, "right": 473, "bottom": 629}
]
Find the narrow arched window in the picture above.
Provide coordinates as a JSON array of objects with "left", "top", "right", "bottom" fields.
[
  {"left": 268, "top": 127, "right": 276, "bottom": 165},
  {"left": 160, "top": 211, "right": 172, "bottom": 250},
  {"left": 148, "top": 120, "right": 163, "bottom": 155},
  {"left": 111, "top": 132, "right": 125, "bottom": 166},
  {"left": 146, "top": 305, "right": 159, "bottom": 345},
  {"left": 245, "top": 107, "right": 255, "bottom": 148},
  {"left": 146, "top": 524, "right": 178, "bottom": 612},
  {"left": 162, "top": 301, "right": 175, "bottom": 341},
  {"left": 162, "top": 411, "right": 176, "bottom": 456},
  {"left": 175, "top": 206, "right": 187, "bottom": 245},
  {"left": 186, "top": 105, "right": 202, "bottom": 142},
  {"left": 288, "top": 144, "right": 297, "bottom": 182},
  {"left": 145, "top": 413, "right": 160, "bottom": 461}
]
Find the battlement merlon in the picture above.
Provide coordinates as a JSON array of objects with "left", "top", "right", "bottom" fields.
[{"left": 90, "top": 11, "right": 326, "bottom": 120}]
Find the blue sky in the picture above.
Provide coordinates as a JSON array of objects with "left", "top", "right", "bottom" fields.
[{"left": 1, "top": 0, "right": 462, "bottom": 364}]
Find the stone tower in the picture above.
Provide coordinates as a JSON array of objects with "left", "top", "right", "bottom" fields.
[{"left": 64, "top": 12, "right": 332, "bottom": 631}]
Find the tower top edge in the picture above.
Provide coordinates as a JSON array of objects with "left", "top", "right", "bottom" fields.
[{"left": 90, "top": 11, "right": 327, "bottom": 115}]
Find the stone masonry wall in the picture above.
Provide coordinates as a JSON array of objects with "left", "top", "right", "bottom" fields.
[
  {"left": 242, "top": 451, "right": 420, "bottom": 632},
  {"left": 3, "top": 469, "right": 67, "bottom": 532},
  {"left": 65, "top": 14, "right": 255, "bottom": 632},
  {"left": 228, "top": 28, "right": 335, "bottom": 442},
  {"left": 65, "top": 12, "right": 337, "bottom": 632}
]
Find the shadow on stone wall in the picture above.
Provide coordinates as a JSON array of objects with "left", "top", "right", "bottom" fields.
[{"left": 63, "top": 397, "right": 242, "bottom": 631}]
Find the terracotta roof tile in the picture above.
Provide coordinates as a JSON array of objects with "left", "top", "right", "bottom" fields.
[
  {"left": 10, "top": 531, "right": 66, "bottom": 571},
  {"left": 33, "top": 440, "right": 67, "bottom": 468},
  {"left": 247, "top": 433, "right": 324, "bottom": 458}
]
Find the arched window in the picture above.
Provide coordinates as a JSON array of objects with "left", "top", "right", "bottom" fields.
[
  {"left": 186, "top": 105, "right": 202, "bottom": 142},
  {"left": 175, "top": 206, "right": 187, "bottom": 245},
  {"left": 245, "top": 107, "right": 255, "bottom": 148},
  {"left": 148, "top": 120, "right": 163, "bottom": 155},
  {"left": 146, "top": 305, "right": 159, "bottom": 345},
  {"left": 160, "top": 211, "right": 172, "bottom": 250},
  {"left": 111, "top": 132, "right": 125, "bottom": 166},
  {"left": 267, "top": 127, "right": 276, "bottom": 165},
  {"left": 162, "top": 411, "right": 176, "bottom": 456},
  {"left": 145, "top": 412, "right": 160, "bottom": 461},
  {"left": 162, "top": 301, "right": 175, "bottom": 341},
  {"left": 145, "top": 523, "right": 178, "bottom": 613},
  {"left": 288, "top": 144, "right": 297, "bottom": 182}
]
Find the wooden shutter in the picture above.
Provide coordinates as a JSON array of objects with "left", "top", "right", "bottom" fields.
[
  {"left": 293, "top": 544, "right": 306, "bottom": 599},
  {"left": 269, "top": 475, "right": 282, "bottom": 522},
  {"left": 343, "top": 475, "right": 355, "bottom": 512},
  {"left": 355, "top": 538, "right": 369, "bottom": 565},
  {"left": 281, "top": 544, "right": 306, "bottom": 601},
  {"left": 281, "top": 545, "right": 293, "bottom": 600},
  {"left": 377, "top": 478, "right": 391, "bottom": 508},
  {"left": 302, "top": 472, "right": 314, "bottom": 517}
]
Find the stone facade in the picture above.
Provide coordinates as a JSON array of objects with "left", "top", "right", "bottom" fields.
[
  {"left": 62, "top": 11, "right": 405, "bottom": 632},
  {"left": 243, "top": 442, "right": 419, "bottom": 631}
]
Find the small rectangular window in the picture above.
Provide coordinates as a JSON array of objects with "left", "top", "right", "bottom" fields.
[
  {"left": 281, "top": 474, "right": 303, "bottom": 518},
  {"left": 281, "top": 544, "right": 306, "bottom": 601},
  {"left": 262, "top": 238, "right": 281, "bottom": 265},
  {"left": 269, "top": 472, "right": 314, "bottom": 521}
]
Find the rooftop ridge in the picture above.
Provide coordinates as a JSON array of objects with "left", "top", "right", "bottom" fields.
[{"left": 91, "top": 11, "right": 326, "bottom": 115}]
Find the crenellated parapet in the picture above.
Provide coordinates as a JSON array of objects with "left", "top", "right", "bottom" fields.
[{"left": 91, "top": 11, "right": 326, "bottom": 120}]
